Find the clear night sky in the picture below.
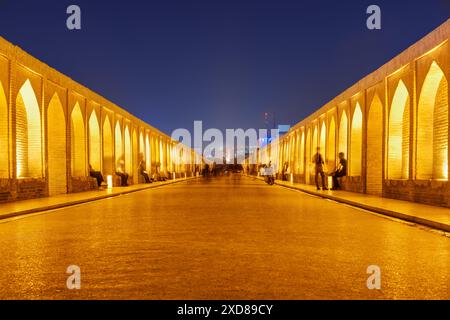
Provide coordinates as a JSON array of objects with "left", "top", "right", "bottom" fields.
[{"left": 0, "top": 1, "right": 448, "bottom": 135}]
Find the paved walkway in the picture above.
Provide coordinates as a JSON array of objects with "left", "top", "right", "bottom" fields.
[
  {"left": 248, "top": 175, "right": 450, "bottom": 233},
  {"left": 0, "top": 174, "right": 448, "bottom": 299},
  {"left": 0, "top": 177, "right": 198, "bottom": 221}
]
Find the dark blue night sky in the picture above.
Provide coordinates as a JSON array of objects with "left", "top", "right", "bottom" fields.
[{"left": 0, "top": 1, "right": 448, "bottom": 135}]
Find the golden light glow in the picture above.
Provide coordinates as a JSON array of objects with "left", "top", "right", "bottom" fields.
[
  {"left": 145, "top": 134, "right": 151, "bottom": 171},
  {"left": 320, "top": 122, "right": 326, "bottom": 160},
  {"left": 299, "top": 131, "right": 305, "bottom": 175},
  {"left": 71, "top": 102, "right": 86, "bottom": 177},
  {"left": 115, "top": 122, "right": 123, "bottom": 167},
  {"left": 88, "top": 111, "right": 101, "bottom": 170},
  {"left": 366, "top": 94, "right": 383, "bottom": 195},
  {"left": 47, "top": 93, "right": 67, "bottom": 195},
  {"left": 327, "top": 117, "right": 336, "bottom": 170},
  {"left": 416, "top": 61, "right": 448, "bottom": 180},
  {"left": 124, "top": 125, "right": 132, "bottom": 173},
  {"left": 103, "top": 116, "right": 113, "bottom": 175},
  {"left": 0, "top": 82, "right": 8, "bottom": 178},
  {"left": 305, "top": 129, "right": 311, "bottom": 184},
  {"left": 388, "top": 80, "right": 409, "bottom": 179},
  {"left": 16, "top": 79, "right": 42, "bottom": 178},
  {"left": 107, "top": 175, "right": 113, "bottom": 189},
  {"left": 132, "top": 129, "right": 138, "bottom": 178},
  {"left": 338, "top": 111, "right": 348, "bottom": 158},
  {"left": 350, "top": 103, "right": 363, "bottom": 176}
]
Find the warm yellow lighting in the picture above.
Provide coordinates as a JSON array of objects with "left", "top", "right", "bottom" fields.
[
  {"left": 16, "top": 79, "right": 42, "bottom": 178},
  {"left": 115, "top": 122, "right": 123, "bottom": 166},
  {"left": 0, "top": 83, "right": 8, "bottom": 179},
  {"left": 350, "top": 103, "right": 362, "bottom": 176},
  {"left": 71, "top": 102, "right": 86, "bottom": 177},
  {"left": 388, "top": 80, "right": 409, "bottom": 179},
  {"left": 103, "top": 116, "right": 113, "bottom": 175},
  {"left": 328, "top": 117, "right": 336, "bottom": 170},
  {"left": 338, "top": 111, "right": 348, "bottom": 157},
  {"left": 107, "top": 175, "right": 113, "bottom": 189},
  {"left": 366, "top": 94, "right": 383, "bottom": 195},
  {"left": 124, "top": 125, "right": 132, "bottom": 174},
  {"left": 88, "top": 111, "right": 101, "bottom": 170},
  {"left": 416, "top": 61, "right": 448, "bottom": 180},
  {"left": 48, "top": 93, "right": 67, "bottom": 195},
  {"left": 320, "top": 122, "right": 326, "bottom": 159}
]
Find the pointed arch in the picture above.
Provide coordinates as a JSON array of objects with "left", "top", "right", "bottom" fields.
[
  {"left": 320, "top": 121, "right": 326, "bottom": 159},
  {"left": 115, "top": 121, "right": 123, "bottom": 168},
  {"left": 16, "top": 80, "right": 42, "bottom": 178},
  {"left": 417, "top": 61, "right": 448, "bottom": 180},
  {"left": 367, "top": 94, "right": 383, "bottom": 194},
  {"left": 139, "top": 132, "right": 145, "bottom": 163},
  {"left": 327, "top": 116, "right": 336, "bottom": 170},
  {"left": 132, "top": 129, "right": 138, "bottom": 180},
  {"left": 312, "top": 125, "right": 318, "bottom": 155},
  {"left": 0, "top": 82, "right": 8, "bottom": 178},
  {"left": 305, "top": 128, "right": 311, "bottom": 184},
  {"left": 71, "top": 103, "right": 85, "bottom": 177},
  {"left": 124, "top": 125, "right": 132, "bottom": 174},
  {"left": 350, "top": 103, "right": 363, "bottom": 176},
  {"left": 145, "top": 134, "right": 151, "bottom": 172},
  {"left": 102, "top": 116, "right": 113, "bottom": 175},
  {"left": 388, "top": 80, "right": 410, "bottom": 179},
  {"left": 299, "top": 130, "right": 305, "bottom": 175},
  {"left": 88, "top": 111, "right": 101, "bottom": 170},
  {"left": 47, "top": 93, "right": 67, "bottom": 195},
  {"left": 338, "top": 111, "right": 348, "bottom": 159}
]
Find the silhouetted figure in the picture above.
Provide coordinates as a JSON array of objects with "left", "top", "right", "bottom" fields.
[
  {"left": 312, "top": 147, "right": 328, "bottom": 191},
  {"left": 115, "top": 160, "right": 129, "bottom": 186},
  {"left": 138, "top": 160, "right": 152, "bottom": 183},
  {"left": 89, "top": 164, "right": 105, "bottom": 187},
  {"left": 330, "top": 152, "right": 347, "bottom": 190}
]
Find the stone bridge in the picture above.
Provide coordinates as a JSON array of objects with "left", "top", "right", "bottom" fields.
[
  {"left": 250, "top": 20, "right": 450, "bottom": 207},
  {"left": 0, "top": 37, "right": 201, "bottom": 202}
]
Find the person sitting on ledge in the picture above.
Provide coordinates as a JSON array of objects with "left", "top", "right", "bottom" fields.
[
  {"left": 138, "top": 160, "right": 152, "bottom": 183},
  {"left": 330, "top": 152, "right": 347, "bottom": 190},
  {"left": 154, "top": 163, "right": 167, "bottom": 182},
  {"left": 89, "top": 164, "right": 106, "bottom": 188},
  {"left": 115, "top": 160, "right": 129, "bottom": 186}
]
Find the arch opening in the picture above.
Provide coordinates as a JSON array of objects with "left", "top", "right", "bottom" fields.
[
  {"left": 388, "top": 80, "right": 410, "bottom": 179},
  {"left": 0, "top": 82, "right": 8, "bottom": 178},
  {"left": 88, "top": 111, "right": 101, "bottom": 171},
  {"left": 366, "top": 94, "right": 384, "bottom": 194},
  {"left": 338, "top": 111, "right": 348, "bottom": 160},
  {"left": 16, "top": 80, "right": 42, "bottom": 178},
  {"left": 124, "top": 125, "right": 132, "bottom": 174},
  {"left": 103, "top": 116, "right": 113, "bottom": 175},
  {"left": 47, "top": 93, "right": 67, "bottom": 195},
  {"left": 350, "top": 103, "right": 363, "bottom": 176},
  {"left": 71, "top": 103, "right": 85, "bottom": 177},
  {"left": 328, "top": 117, "right": 336, "bottom": 170},
  {"left": 417, "top": 62, "right": 448, "bottom": 180},
  {"left": 115, "top": 122, "right": 123, "bottom": 168}
]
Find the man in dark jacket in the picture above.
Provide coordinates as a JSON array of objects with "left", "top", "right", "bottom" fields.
[
  {"left": 312, "top": 147, "right": 328, "bottom": 191},
  {"left": 330, "top": 152, "right": 347, "bottom": 190}
]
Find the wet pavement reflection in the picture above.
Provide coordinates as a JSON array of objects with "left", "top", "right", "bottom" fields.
[{"left": 0, "top": 175, "right": 448, "bottom": 299}]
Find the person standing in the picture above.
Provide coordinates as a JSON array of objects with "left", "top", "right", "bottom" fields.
[{"left": 312, "top": 147, "right": 328, "bottom": 191}]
